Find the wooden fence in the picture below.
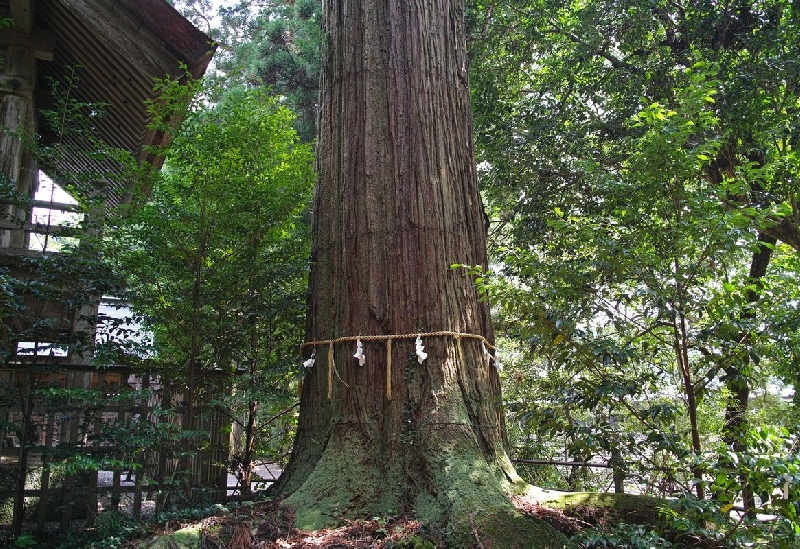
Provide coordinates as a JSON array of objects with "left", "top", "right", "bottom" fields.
[
  {"left": 0, "top": 367, "right": 233, "bottom": 533},
  {"left": 512, "top": 457, "right": 628, "bottom": 494}
]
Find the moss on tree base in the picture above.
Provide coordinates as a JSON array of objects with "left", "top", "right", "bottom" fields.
[
  {"left": 536, "top": 490, "right": 665, "bottom": 528},
  {"left": 280, "top": 433, "right": 568, "bottom": 548},
  {"left": 128, "top": 487, "right": 677, "bottom": 548}
]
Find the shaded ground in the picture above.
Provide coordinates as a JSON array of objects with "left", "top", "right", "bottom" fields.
[
  {"left": 133, "top": 495, "right": 587, "bottom": 548},
  {"left": 137, "top": 500, "right": 438, "bottom": 548}
]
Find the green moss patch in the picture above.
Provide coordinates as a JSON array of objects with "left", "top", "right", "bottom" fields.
[
  {"left": 419, "top": 446, "right": 568, "bottom": 548},
  {"left": 282, "top": 430, "right": 404, "bottom": 530},
  {"left": 538, "top": 491, "right": 665, "bottom": 528},
  {"left": 137, "top": 525, "right": 202, "bottom": 549}
]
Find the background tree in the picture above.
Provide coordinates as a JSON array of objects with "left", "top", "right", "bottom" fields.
[
  {"left": 467, "top": 0, "right": 799, "bottom": 541},
  {"left": 172, "top": 0, "right": 322, "bottom": 142},
  {"left": 110, "top": 87, "right": 313, "bottom": 501},
  {"left": 235, "top": 0, "right": 320, "bottom": 142}
]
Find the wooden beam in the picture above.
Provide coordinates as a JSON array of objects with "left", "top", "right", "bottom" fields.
[
  {"left": 0, "top": 28, "right": 55, "bottom": 61},
  {"left": 0, "top": 200, "right": 80, "bottom": 212},
  {"left": 9, "top": 0, "right": 34, "bottom": 34},
  {"left": 0, "top": 246, "right": 42, "bottom": 258},
  {"left": 0, "top": 75, "right": 34, "bottom": 97},
  {"left": 0, "top": 218, "right": 79, "bottom": 236},
  {"left": 31, "top": 199, "right": 80, "bottom": 212}
]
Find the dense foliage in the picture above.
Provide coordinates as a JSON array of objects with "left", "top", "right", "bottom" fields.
[
  {"left": 468, "top": 0, "right": 800, "bottom": 545},
  {"left": 109, "top": 86, "right": 314, "bottom": 497},
  {"left": 172, "top": 0, "right": 321, "bottom": 141}
]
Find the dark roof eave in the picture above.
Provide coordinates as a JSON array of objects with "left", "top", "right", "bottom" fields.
[{"left": 119, "top": 0, "right": 216, "bottom": 79}]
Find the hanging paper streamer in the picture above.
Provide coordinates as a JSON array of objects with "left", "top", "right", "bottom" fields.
[
  {"left": 386, "top": 339, "right": 393, "bottom": 401},
  {"left": 327, "top": 343, "right": 334, "bottom": 400},
  {"left": 482, "top": 342, "right": 490, "bottom": 369},
  {"left": 483, "top": 342, "right": 502, "bottom": 371},
  {"left": 299, "top": 331, "right": 499, "bottom": 398},
  {"left": 354, "top": 338, "right": 365, "bottom": 366},
  {"left": 415, "top": 336, "right": 427, "bottom": 364}
]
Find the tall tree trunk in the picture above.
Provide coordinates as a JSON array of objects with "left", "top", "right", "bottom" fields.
[
  {"left": 672, "top": 266, "right": 705, "bottom": 500},
  {"left": 181, "top": 250, "right": 203, "bottom": 501},
  {"left": 239, "top": 397, "right": 258, "bottom": 497},
  {"left": 721, "top": 233, "right": 775, "bottom": 513},
  {"left": 273, "top": 2, "right": 564, "bottom": 546}
]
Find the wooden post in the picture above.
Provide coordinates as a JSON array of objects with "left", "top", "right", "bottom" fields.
[
  {"left": 59, "top": 371, "right": 90, "bottom": 530},
  {"left": 111, "top": 462, "right": 122, "bottom": 512},
  {"left": 0, "top": 370, "right": 11, "bottom": 463},
  {"left": 132, "top": 375, "right": 149, "bottom": 518},
  {"left": 1, "top": 0, "right": 54, "bottom": 250},
  {"left": 11, "top": 369, "right": 35, "bottom": 537},
  {"left": 154, "top": 381, "right": 171, "bottom": 515},
  {"left": 132, "top": 469, "right": 143, "bottom": 519},
  {"left": 66, "top": 188, "right": 107, "bottom": 367},
  {"left": 213, "top": 404, "right": 229, "bottom": 501},
  {"left": 0, "top": 43, "right": 35, "bottom": 249},
  {"left": 36, "top": 412, "right": 56, "bottom": 532},
  {"left": 3, "top": 5, "right": 56, "bottom": 532},
  {"left": 85, "top": 468, "right": 98, "bottom": 527}
]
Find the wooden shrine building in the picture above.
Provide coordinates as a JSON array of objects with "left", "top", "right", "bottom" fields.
[{"left": 0, "top": 0, "right": 217, "bottom": 533}]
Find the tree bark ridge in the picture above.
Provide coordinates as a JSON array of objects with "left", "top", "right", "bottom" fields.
[{"left": 273, "top": 1, "right": 563, "bottom": 546}]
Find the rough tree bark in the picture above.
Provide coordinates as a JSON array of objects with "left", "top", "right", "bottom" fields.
[{"left": 272, "top": 1, "right": 565, "bottom": 546}]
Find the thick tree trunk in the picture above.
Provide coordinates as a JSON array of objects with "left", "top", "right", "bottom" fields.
[{"left": 273, "top": 1, "right": 564, "bottom": 546}]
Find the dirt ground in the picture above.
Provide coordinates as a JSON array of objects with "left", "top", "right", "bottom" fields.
[{"left": 134, "top": 496, "right": 586, "bottom": 548}]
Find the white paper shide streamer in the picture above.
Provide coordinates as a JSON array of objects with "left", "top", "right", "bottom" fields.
[
  {"left": 483, "top": 342, "right": 502, "bottom": 371},
  {"left": 299, "top": 331, "right": 498, "bottom": 400},
  {"left": 415, "top": 335, "right": 427, "bottom": 364},
  {"left": 353, "top": 338, "right": 366, "bottom": 366}
]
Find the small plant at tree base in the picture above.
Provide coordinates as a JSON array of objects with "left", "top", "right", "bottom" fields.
[
  {"left": 389, "top": 536, "right": 437, "bottom": 549},
  {"left": 14, "top": 534, "right": 38, "bottom": 548},
  {"left": 570, "top": 523, "right": 672, "bottom": 549}
]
